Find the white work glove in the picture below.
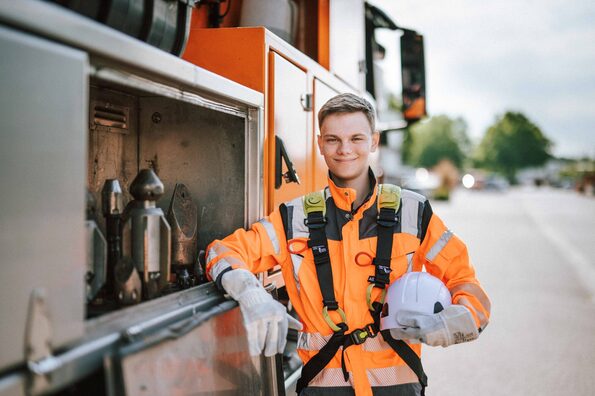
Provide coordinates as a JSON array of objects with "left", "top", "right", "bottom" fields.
[
  {"left": 389, "top": 305, "right": 479, "bottom": 347},
  {"left": 221, "top": 269, "right": 303, "bottom": 356}
]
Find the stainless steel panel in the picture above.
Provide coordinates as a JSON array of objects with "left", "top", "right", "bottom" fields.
[
  {"left": 0, "top": 26, "right": 87, "bottom": 371},
  {"left": 138, "top": 97, "right": 247, "bottom": 249},
  {"left": 246, "top": 107, "right": 265, "bottom": 224},
  {"left": 0, "top": 0, "right": 263, "bottom": 110},
  {"left": 0, "top": 284, "right": 233, "bottom": 395},
  {"left": 0, "top": 373, "right": 25, "bottom": 396},
  {"left": 118, "top": 306, "right": 266, "bottom": 396}
]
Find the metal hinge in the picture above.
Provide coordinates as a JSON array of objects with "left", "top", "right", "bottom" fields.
[{"left": 26, "top": 288, "right": 58, "bottom": 393}]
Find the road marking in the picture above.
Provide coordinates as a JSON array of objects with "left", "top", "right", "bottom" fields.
[{"left": 521, "top": 193, "right": 595, "bottom": 303}]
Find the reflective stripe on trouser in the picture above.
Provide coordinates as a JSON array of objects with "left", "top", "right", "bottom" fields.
[{"left": 297, "top": 332, "right": 420, "bottom": 388}]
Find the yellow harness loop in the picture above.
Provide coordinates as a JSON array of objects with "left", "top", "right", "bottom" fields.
[
  {"left": 378, "top": 183, "right": 401, "bottom": 212},
  {"left": 303, "top": 190, "right": 326, "bottom": 216},
  {"left": 366, "top": 283, "right": 387, "bottom": 311},
  {"left": 322, "top": 306, "right": 347, "bottom": 332}
]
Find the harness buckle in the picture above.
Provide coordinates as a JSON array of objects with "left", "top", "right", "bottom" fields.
[
  {"left": 377, "top": 208, "right": 397, "bottom": 227},
  {"left": 350, "top": 328, "right": 369, "bottom": 345},
  {"left": 365, "top": 323, "right": 378, "bottom": 338},
  {"left": 349, "top": 323, "right": 378, "bottom": 345},
  {"left": 322, "top": 300, "right": 339, "bottom": 311},
  {"left": 368, "top": 261, "right": 391, "bottom": 288},
  {"left": 304, "top": 216, "right": 327, "bottom": 229}
]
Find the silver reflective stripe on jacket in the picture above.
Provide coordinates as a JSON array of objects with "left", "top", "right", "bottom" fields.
[
  {"left": 286, "top": 195, "right": 309, "bottom": 239},
  {"left": 366, "top": 366, "right": 420, "bottom": 387},
  {"left": 208, "top": 252, "right": 230, "bottom": 281},
  {"left": 258, "top": 218, "right": 280, "bottom": 255},
  {"left": 207, "top": 242, "right": 230, "bottom": 279},
  {"left": 297, "top": 331, "right": 333, "bottom": 351},
  {"left": 425, "top": 230, "right": 454, "bottom": 261},
  {"left": 400, "top": 189, "right": 426, "bottom": 237},
  {"left": 207, "top": 242, "right": 246, "bottom": 280},
  {"left": 449, "top": 282, "right": 491, "bottom": 331},
  {"left": 309, "top": 368, "right": 354, "bottom": 388},
  {"left": 291, "top": 253, "right": 303, "bottom": 292},
  {"left": 297, "top": 332, "right": 391, "bottom": 352}
]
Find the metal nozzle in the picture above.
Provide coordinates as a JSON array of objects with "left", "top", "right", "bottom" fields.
[
  {"left": 114, "top": 256, "right": 142, "bottom": 305},
  {"left": 129, "top": 169, "right": 164, "bottom": 202},
  {"left": 101, "top": 179, "right": 124, "bottom": 216}
]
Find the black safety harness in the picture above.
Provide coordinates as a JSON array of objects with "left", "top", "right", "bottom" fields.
[{"left": 294, "top": 185, "right": 428, "bottom": 395}]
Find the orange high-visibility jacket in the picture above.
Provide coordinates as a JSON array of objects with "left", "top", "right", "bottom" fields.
[{"left": 206, "top": 174, "right": 491, "bottom": 396}]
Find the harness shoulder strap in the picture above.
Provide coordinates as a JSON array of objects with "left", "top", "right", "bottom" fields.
[
  {"left": 302, "top": 191, "right": 345, "bottom": 325},
  {"left": 368, "top": 184, "right": 401, "bottom": 289}
]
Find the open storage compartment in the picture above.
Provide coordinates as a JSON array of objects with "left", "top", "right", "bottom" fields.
[{"left": 84, "top": 69, "right": 263, "bottom": 314}]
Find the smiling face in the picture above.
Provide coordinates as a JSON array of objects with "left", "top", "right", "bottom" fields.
[{"left": 317, "top": 111, "right": 379, "bottom": 185}]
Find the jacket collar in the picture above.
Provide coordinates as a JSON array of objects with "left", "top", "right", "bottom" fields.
[{"left": 327, "top": 168, "right": 378, "bottom": 214}]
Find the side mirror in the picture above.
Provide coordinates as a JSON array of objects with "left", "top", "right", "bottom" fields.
[{"left": 400, "top": 31, "right": 426, "bottom": 122}]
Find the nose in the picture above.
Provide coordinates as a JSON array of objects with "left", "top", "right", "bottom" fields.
[{"left": 337, "top": 139, "right": 353, "bottom": 155}]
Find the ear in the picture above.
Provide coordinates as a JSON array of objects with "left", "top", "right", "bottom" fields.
[
  {"left": 317, "top": 134, "right": 324, "bottom": 155},
  {"left": 370, "top": 131, "right": 380, "bottom": 152}
]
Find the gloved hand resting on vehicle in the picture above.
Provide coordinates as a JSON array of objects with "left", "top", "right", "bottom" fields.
[
  {"left": 221, "top": 268, "right": 303, "bottom": 356},
  {"left": 389, "top": 305, "right": 479, "bottom": 347}
]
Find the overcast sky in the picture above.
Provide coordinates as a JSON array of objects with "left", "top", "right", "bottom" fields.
[{"left": 370, "top": 0, "right": 595, "bottom": 158}]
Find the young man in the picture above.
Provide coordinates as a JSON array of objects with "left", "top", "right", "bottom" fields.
[{"left": 206, "top": 93, "right": 491, "bottom": 396}]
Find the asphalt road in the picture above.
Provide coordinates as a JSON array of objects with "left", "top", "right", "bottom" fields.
[{"left": 423, "top": 187, "right": 595, "bottom": 395}]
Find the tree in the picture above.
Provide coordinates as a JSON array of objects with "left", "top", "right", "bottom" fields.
[
  {"left": 406, "top": 115, "right": 470, "bottom": 169},
  {"left": 476, "top": 112, "right": 552, "bottom": 183}
]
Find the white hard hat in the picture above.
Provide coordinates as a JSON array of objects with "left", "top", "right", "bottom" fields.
[{"left": 380, "top": 272, "right": 452, "bottom": 331}]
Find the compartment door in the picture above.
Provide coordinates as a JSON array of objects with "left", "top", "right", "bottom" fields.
[
  {"left": 269, "top": 52, "right": 309, "bottom": 208},
  {"left": 0, "top": 26, "right": 87, "bottom": 371}
]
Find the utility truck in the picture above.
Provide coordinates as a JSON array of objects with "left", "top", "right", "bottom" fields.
[{"left": 0, "top": 1, "right": 426, "bottom": 394}]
